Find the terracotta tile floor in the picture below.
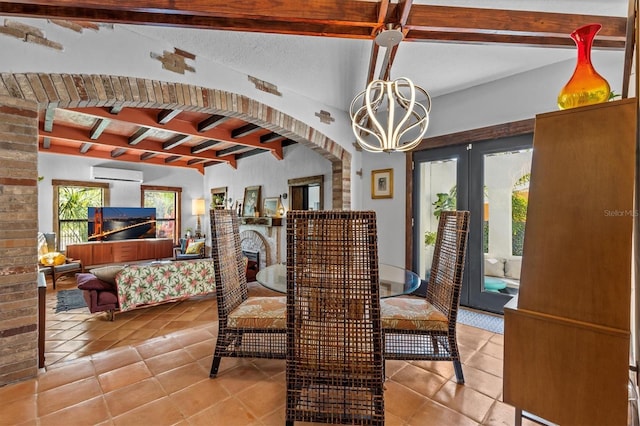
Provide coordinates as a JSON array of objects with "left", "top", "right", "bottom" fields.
[{"left": 0, "top": 277, "right": 537, "bottom": 425}]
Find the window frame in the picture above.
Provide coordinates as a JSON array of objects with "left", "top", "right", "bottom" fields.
[{"left": 140, "top": 185, "right": 182, "bottom": 243}]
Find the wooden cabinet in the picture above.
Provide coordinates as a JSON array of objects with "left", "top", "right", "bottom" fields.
[
  {"left": 503, "top": 99, "right": 636, "bottom": 426},
  {"left": 66, "top": 238, "right": 175, "bottom": 267}
]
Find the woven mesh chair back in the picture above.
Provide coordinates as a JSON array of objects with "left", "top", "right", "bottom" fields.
[
  {"left": 210, "top": 209, "right": 248, "bottom": 318},
  {"left": 427, "top": 210, "right": 470, "bottom": 322},
  {"left": 285, "top": 210, "right": 384, "bottom": 426}
]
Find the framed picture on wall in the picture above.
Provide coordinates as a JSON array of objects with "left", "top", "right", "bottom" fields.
[
  {"left": 210, "top": 186, "right": 227, "bottom": 209},
  {"left": 263, "top": 197, "right": 280, "bottom": 217},
  {"left": 371, "top": 168, "right": 393, "bottom": 199},
  {"left": 242, "top": 185, "right": 261, "bottom": 216}
]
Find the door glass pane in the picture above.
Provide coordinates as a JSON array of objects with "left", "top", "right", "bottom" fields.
[
  {"left": 418, "top": 158, "right": 457, "bottom": 279},
  {"left": 482, "top": 149, "right": 532, "bottom": 296}
]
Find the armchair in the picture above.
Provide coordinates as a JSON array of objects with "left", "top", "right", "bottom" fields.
[
  {"left": 37, "top": 232, "right": 83, "bottom": 289},
  {"left": 173, "top": 237, "right": 206, "bottom": 260}
]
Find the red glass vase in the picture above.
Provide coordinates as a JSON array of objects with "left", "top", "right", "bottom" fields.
[{"left": 557, "top": 23, "right": 610, "bottom": 110}]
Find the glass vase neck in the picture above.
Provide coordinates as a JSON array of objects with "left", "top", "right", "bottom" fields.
[{"left": 571, "top": 23, "right": 601, "bottom": 66}]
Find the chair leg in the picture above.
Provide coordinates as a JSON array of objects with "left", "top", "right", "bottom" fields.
[
  {"left": 453, "top": 360, "right": 464, "bottom": 384},
  {"left": 210, "top": 356, "right": 222, "bottom": 378}
]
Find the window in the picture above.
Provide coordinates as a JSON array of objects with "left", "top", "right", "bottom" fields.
[
  {"left": 141, "top": 186, "right": 182, "bottom": 243},
  {"left": 52, "top": 180, "right": 109, "bottom": 251}
]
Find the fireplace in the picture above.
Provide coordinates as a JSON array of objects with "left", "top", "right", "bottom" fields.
[
  {"left": 240, "top": 229, "right": 271, "bottom": 270},
  {"left": 242, "top": 249, "right": 260, "bottom": 281}
]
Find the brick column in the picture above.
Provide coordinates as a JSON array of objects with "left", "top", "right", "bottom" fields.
[{"left": 0, "top": 96, "right": 39, "bottom": 385}]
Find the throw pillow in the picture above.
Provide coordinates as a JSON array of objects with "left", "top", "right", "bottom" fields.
[
  {"left": 39, "top": 252, "right": 66, "bottom": 266},
  {"left": 90, "top": 265, "right": 124, "bottom": 285},
  {"left": 185, "top": 240, "right": 205, "bottom": 255},
  {"left": 483, "top": 256, "right": 505, "bottom": 277},
  {"left": 76, "top": 273, "right": 115, "bottom": 291}
]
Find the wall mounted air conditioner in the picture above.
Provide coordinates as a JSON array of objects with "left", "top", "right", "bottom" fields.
[{"left": 90, "top": 166, "right": 144, "bottom": 183}]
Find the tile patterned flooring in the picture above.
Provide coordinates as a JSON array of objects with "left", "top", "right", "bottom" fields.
[{"left": 0, "top": 277, "right": 536, "bottom": 425}]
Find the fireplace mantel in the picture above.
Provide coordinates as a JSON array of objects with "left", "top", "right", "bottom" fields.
[{"left": 240, "top": 217, "right": 283, "bottom": 227}]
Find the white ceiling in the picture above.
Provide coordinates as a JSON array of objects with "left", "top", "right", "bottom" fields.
[{"left": 121, "top": 0, "right": 630, "bottom": 112}]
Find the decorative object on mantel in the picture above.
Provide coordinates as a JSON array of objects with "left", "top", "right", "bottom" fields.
[
  {"left": 192, "top": 198, "right": 205, "bottom": 238},
  {"left": 349, "top": 27, "right": 431, "bottom": 153},
  {"left": 557, "top": 23, "right": 610, "bottom": 110},
  {"left": 242, "top": 185, "right": 261, "bottom": 217},
  {"left": 371, "top": 168, "right": 393, "bottom": 199}
]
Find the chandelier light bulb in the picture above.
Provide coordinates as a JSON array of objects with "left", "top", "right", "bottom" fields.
[{"left": 350, "top": 77, "right": 431, "bottom": 153}]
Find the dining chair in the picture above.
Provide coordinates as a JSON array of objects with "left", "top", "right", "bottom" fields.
[
  {"left": 381, "top": 210, "right": 470, "bottom": 384},
  {"left": 209, "top": 209, "right": 287, "bottom": 378},
  {"left": 285, "top": 210, "right": 385, "bottom": 426}
]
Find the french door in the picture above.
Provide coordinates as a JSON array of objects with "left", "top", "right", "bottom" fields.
[{"left": 412, "top": 135, "right": 533, "bottom": 313}]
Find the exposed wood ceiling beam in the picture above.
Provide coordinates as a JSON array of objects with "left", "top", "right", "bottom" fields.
[
  {"left": 0, "top": 2, "right": 625, "bottom": 48},
  {"left": 40, "top": 122, "right": 237, "bottom": 168},
  {"left": 41, "top": 141, "right": 205, "bottom": 173},
  {"left": 191, "top": 139, "right": 222, "bottom": 154},
  {"left": 79, "top": 142, "right": 92, "bottom": 153},
  {"left": 42, "top": 136, "right": 50, "bottom": 149},
  {"left": 70, "top": 107, "right": 278, "bottom": 153},
  {"left": 128, "top": 127, "right": 152, "bottom": 145},
  {"left": 162, "top": 134, "right": 190, "bottom": 150},
  {"left": 157, "top": 109, "right": 181, "bottom": 124},
  {"left": 90, "top": 118, "right": 109, "bottom": 139},
  {"left": 140, "top": 152, "right": 157, "bottom": 160},
  {"left": 164, "top": 155, "right": 181, "bottom": 163},
  {"left": 110, "top": 148, "right": 126, "bottom": 158},
  {"left": 197, "top": 114, "right": 229, "bottom": 132},
  {"left": 260, "top": 132, "right": 284, "bottom": 144},
  {"left": 231, "top": 123, "right": 261, "bottom": 139}
]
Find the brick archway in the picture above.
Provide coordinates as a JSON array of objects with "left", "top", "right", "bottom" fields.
[{"left": 0, "top": 73, "right": 351, "bottom": 209}]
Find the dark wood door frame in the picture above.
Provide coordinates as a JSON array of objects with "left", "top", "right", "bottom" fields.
[{"left": 405, "top": 119, "right": 534, "bottom": 271}]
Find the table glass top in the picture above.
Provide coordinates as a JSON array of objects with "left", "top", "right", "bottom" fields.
[{"left": 255, "top": 263, "right": 421, "bottom": 298}]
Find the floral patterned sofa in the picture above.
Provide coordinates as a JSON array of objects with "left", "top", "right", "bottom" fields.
[{"left": 78, "top": 259, "right": 215, "bottom": 320}]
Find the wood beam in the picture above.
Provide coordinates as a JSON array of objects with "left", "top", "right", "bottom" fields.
[
  {"left": 40, "top": 122, "right": 230, "bottom": 164},
  {"left": 157, "top": 109, "right": 181, "bottom": 124},
  {"left": 162, "top": 134, "right": 190, "bottom": 150},
  {"left": 79, "top": 142, "right": 92, "bottom": 153},
  {"left": 191, "top": 139, "right": 222, "bottom": 154},
  {"left": 128, "top": 127, "right": 152, "bottom": 145},
  {"left": 71, "top": 107, "right": 278, "bottom": 152},
  {"left": 40, "top": 141, "right": 205, "bottom": 173},
  {"left": 231, "top": 123, "right": 261, "bottom": 138},
  {"left": 43, "top": 104, "right": 56, "bottom": 132},
  {"left": 90, "top": 118, "right": 109, "bottom": 139},
  {"left": 197, "top": 114, "right": 229, "bottom": 132}
]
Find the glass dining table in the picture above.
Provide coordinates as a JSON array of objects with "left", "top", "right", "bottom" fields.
[{"left": 255, "top": 263, "right": 421, "bottom": 298}]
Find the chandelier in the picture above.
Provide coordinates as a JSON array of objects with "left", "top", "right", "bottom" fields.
[{"left": 349, "top": 28, "right": 432, "bottom": 153}]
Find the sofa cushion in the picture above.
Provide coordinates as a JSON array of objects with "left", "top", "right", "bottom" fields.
[
  {"left": 90, "top": 265, "right": 124, "bottom": 285},
  {"left": 77, "top": 273, "right": 115, "bottom": 291},
  {"left": 484, "top": 256, "right": 505, "bottom": 277},
  {"left": 185, "top": 239, "right": 205, "bottom": 254},
  {"left": 505, "top": 258, "right": 522, "bottom": 280}
]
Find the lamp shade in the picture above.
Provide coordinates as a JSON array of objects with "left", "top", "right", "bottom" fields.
[{"left": 192, "top": 198, "right": 206, "bottom": 216}]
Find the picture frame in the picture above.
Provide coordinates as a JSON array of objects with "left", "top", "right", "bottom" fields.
[
  {"left": 210, "top": 186, "right": 227, "bottom": 209},
  {"left": 371, "top": 168, "right": 393, "bottom": 199},
  {"left": 263, "top": 197, "right": 280, "bottom": 217},
  {"left": 242, "top": 185, "right": 261, "bottom": 217}
]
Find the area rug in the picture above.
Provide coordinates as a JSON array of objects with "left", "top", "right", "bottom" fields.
[
  {"left": 457, "top": 308, "right": 504, "bottom": 334},
  {"left": 55, "top": 289, "right": 88, "bottom": 313}
]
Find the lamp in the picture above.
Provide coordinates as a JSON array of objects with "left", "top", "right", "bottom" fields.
[
  {"left": 192, "top": 198, "right": 205, "bottom": 237},
  {"left": 349, "top": 28, "right": 431, "bottom": 153}
]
